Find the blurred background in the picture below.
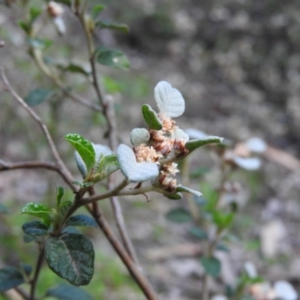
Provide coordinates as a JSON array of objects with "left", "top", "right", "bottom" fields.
[{"left": 0, "top": 0, "right": 300, "bottom": 299}]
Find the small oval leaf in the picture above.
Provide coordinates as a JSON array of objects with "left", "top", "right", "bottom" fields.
[
  {"left": 64, "top": 134, "right": 95, "bottom": 173},
  {"left": 95, "top": 47, "right": 130, "bottom": 70},
  {"left": 95, "top": 20, "right": 129, "bottom": 33},
  {"left": 141, "top": 104, "right": 163, "bottom": 130},
  {"left": 165, "top": 208, "right": 192, "bottom": 223},
  {"left": 117, "top": 144, "right": 159, "bottom": 182},
  {"left": 21, "top": 202, "right": 51, "bottom": 225},
  {"left": 22, "top": 221, "right": 49, "bottom": 236},
  {"left": 130, "top": 128, "right": 150, "bottom": 146},
  {"left": 154, "top": 81, "right": 185, "bottom": 117},
  {"left": 45, "top": 233, "right": 94, "bottom": 286},
  {"left": 93, "top": 154, "right": 119, "bottom": 182},
  {"left": 46, "top": 284, "right": 94, "bottom": 300},
  {"left": 24, "top": 88, "right": 54, "bottom": 106},
  {"left": 185, "top": 136, "right": 224, "bottom": 152},
  {"left": 65, "top": 215, "right": 97, "bottom": 228},
  {"left": 200, "top": 256, "right": 221, "bottom": 277},
  {"left": 0, "top": 267, "right": 24, "bottom": 292}
]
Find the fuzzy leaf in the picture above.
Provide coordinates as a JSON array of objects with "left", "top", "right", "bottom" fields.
[
  {"left": 65, "top": 215, "right": 97, "bottom": 228},
  {"left": 165, "top": 192, "right": 182, "bottom": 200},
  {"left": 24, "top": 88, "right": 54, "bottom": 106},
  {"left": 154, "top": 81, "right": 185, "bottom": 117},
  {"left": 21, "top": 202, "right": 51, "bottom": 226},
  {"left": 93, "top": 154, "right": 119, "bottom": 182},
  {"left": 185, "top": 136, "right": 224, "bottom": 152},
  {"left": 130, "top": 128, "right": 150, "bottom": 146},
  {"left": 63, "top": 63, "right": 90, "bottom": 76},
  {"left": 95, "top": 47, "right": 130, "bottom": 70},
  {"left": 65, "top": 134, "right": 95, "bottom": 172},
  {"left": 176, "top": 185, "right": 202, "bottom": 197},
  {"left": 189, "top": 227, "right": 208, "bottom": 240},
  {"left": 91, "top": 4, "right": 106, "bottom": 19},
  {"left": 22, "top": 221, "right": 49, "bottom": 236},
  {"left": 58, "top": 201, "right": 72, "bottom": 223},
  {"left": 117, "top": 144, "right": 159, "bottom": 182},
  {"left": 45, "top": 233, "right": 94, "bottom": 286},
  {"left": 232, "top": 157, "right": 261, "bottom": 170},
  {"left": 165, "top": 207, "right": 192, "bottom": 223},
  {"left": 46, "top": 284, "right": 94, "bottom": 300},
  {"left": 141, "top": 104, "right": 163, "bottom": 130},
  {"left": 200, "top": 256, "right": 221, "bottom": 277},
  {"left": 0, "top": 267, "right": 24, "bottom": 292},
  {"left": 56, "top": 186, "right": 64, "bottom": 208}
]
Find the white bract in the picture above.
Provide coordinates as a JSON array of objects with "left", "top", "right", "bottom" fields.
[
  {"left": 154, "top": 81, "right": 185, "bottom": 118},
  {"left": 130, "top": 128, "right": 150, "bottom": 146},
  {"left": 274, "top": 281, "right": 298, "bottom": 300},
  {"left": 117, "top": 144, "right": 159, "bottom": 182}
]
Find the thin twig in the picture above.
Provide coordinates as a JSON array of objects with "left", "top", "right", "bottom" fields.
[
  {"left": 0, "top": 160, "right": 76, "bottom": 192},
  {"left": 78, "top": 11, "right": 139, "bottom": 265},
  {"left": 14, "top": 287, "right": 31, "bottom": 300},
  {"left": 86, "top": 189, "right": 156, "bottom": 300},
  {"left": 0, "top": 66, "right": 75, "bottom": 190},
  {"left": 29, "top": 244, "right": 45, "bottom": 300}
]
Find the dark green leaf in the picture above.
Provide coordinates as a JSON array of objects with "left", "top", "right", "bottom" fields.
[
  {"left": 65, "top": 215, "right": 97, "bottom": 228},
  {"left": 55, "top": 0, "right": 72, "bottom": 5},
  {"left": 91, "top": 4, "right": 106, "bottom": 19},
  {"left": 23, "top": 233, "right": 39, "bottom": 243},
  {"left": 200, "top": 256, "right": 221, "bottom": 277},
  {"left": 64, "top": 134, "right": 95, "bottom": 172},
  {"left": 189, "top": 227, "right": 208, "bottom": 240},
  {"left": 212, "top": 211, "right": 234, "bottom": 230},
  {"left": 0, "top": 267, "right": 24, "bottom": 292},
  {"left": 24, "top": 88, "right": 54, "bottom": 106},
  {"left": 62, "top": 226, "right": 80, "bottom": 234},
  {"left": 141, "top": 104, "right": 162, "bottom": 130},
  {"left": 63, "top": 63, "right": 90, "bottom": 76},
  {"left": 20, "top": 263, "right": 32, "bottom": 276},
  {"left": 56, "top": 186, "right": 65, "bottom": 208},
  {"left": 95, "top": 20, "right": 129, "bottom": 33},
  {"left": 19, "top": 21, "right": 31, "bottom": 34},
  {"left": 165, "top": 192, "right": 182, "bottom": 200},
  {"left": 21, "top": 202, "right": 51, "bottom": 226},
  {"left": 95, "top": 47, "right": 130, "bottom": 70},
  {"left": 216, "top": 243, "right": 229, "bottom": 252},
  {"left": 45, "top": 233, "right": 94, "bottom": 286},
  {"left": 46, "top": 284, "right": 93, "bottom": 300},
  {"left": 185, "top": 136, "right": 224, "bottom": 152},
  {"left": 93, "top": 154, "right": 119, "bottom": 182},
  {"left": 165, "top": 207, "right": 192, "bottom": 223},
  {"left": 22, "top": 221, "right": 49, "bottom": 236},
  {"left": 0, "top": 203, "right": 9, "bottom": 214}
]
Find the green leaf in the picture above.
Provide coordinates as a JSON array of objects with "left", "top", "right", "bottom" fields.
[
  {"left": 19, "top": 21, "right": 31, "bottom": 34},
  {"left": 65, "top": 215, "right": 97, "bottom": 228},
  {"left": 30, "top": 7, "right": 41, "bottom": 23},
  {"left": 165, "top": 207, "right": 192, "bottom": 223},
  {"left": 58, "top": 201, "right": 72, "bottom": 222},
  {"left": 212, "top": 211, "right": 235, "bottom": 230},
  {"left": 141, "top": 104, "right": 163, "bottom": 130},
  {"left": 93, "top": 154, "right": 119, "bottom": 182},
  {"left": 176, "top": 185, "right": 202, "bottom": 197},
  {"left": 46, "top": 284, "right": 94, "bottom": 300},
  {"left": 95, "top": 20, "right": 129, "bottom": 33},
  {"left": 22, "top": 221, "right": 49, "bottom": 236},
  {"left": 64, "top": 134, "right": 95, "bottom": 172},
  {"left": 54, "top": 0, "right": 72, "bottom": 5},
  {"left": 20, "top": 263, "right": 32, "bottom": 276},
  {"left": 185, "top": 136, "right": 224, "bottom": 152},
  {"left": 63, "top": 63, "right": 90, "bottom": 76},
  {"left": 21, "top": 202, "right": 51, "bottom": 226},
  {"left": 91, "top": 4, "right": 106, "bottom": 19},
  {"left": 0, "top": 267, "right": 24, "bottom": 292},
  {"left": 23, "top": 234, "right": 39, "bottom": 243},
  {"left": 117, "top": 144, "right": 159, "bottom": 182},
  {"left": 56, "top": 186, "right": 65, "bottom": 208},
  {"left": 165, "top": 192, "right": 182, "bottom": 200},
  {"left": 45, "top": 233, "right": 94, "bottom": 286},
  {"left": 200, "top": 256, "right": 221, "bottom": 277},
  {"left": 189, "top": 227, "right": 208, "bottom": 240},
  {"left": 95, "top": 47, "right": 130, "bottom": 70},
  {"left": 0, "top": 203, "right": 9, "bottom": 214},
  {"left": 24, "top": 88, "right": 54, "bottom": 106}
]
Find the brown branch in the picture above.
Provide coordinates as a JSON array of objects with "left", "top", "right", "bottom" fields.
[
  {"left": 13, "top": 287, "right": 31, "bottom": 300},
  {"left": 86, "top": 188, "right": 156, "bottom": 300},
  {"left": 0, "top": 66, "right": 75, "bottom": 191},
  {"left": 0, "top": 160, "right": 76, "bottom": 192}
]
